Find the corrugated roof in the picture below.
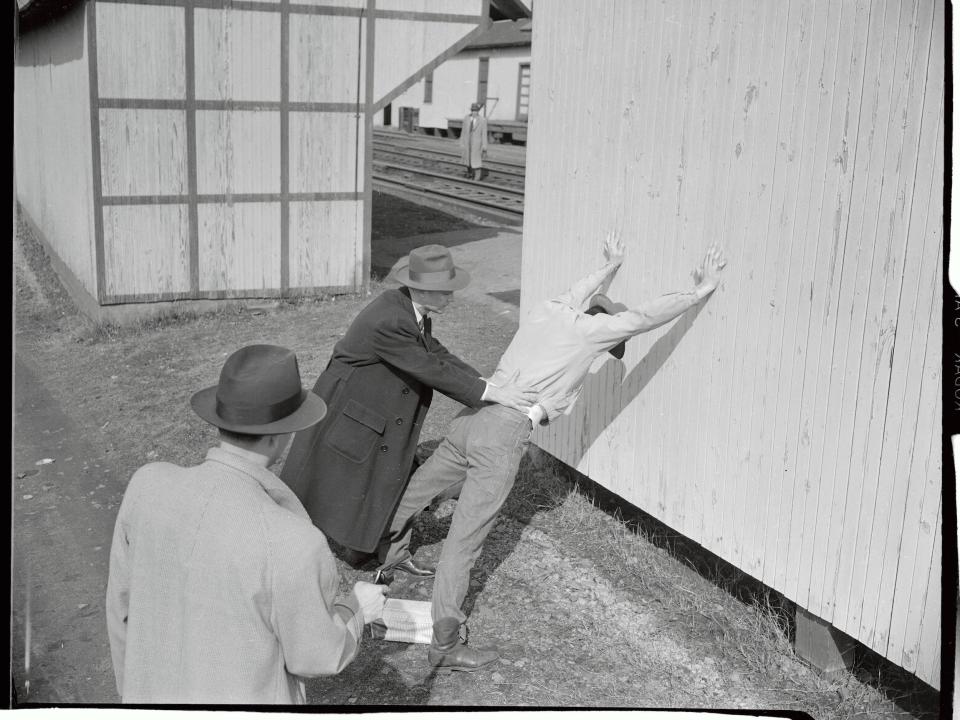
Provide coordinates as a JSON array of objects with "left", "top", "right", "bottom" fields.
[{"left": 465, "top": 18, "right": 532, "bottom": 50}]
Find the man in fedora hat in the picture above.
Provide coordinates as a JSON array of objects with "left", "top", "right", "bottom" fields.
[
  {"left": 106, "top": 345, "right": 387, "bottom": 704},
  {"left": 459, "top": 102, "right": 488, "bottom": 180},
  {"left": 380, "top": 234, "right": 727, "bottom": 671},
  {"left": 280, "top": 245, "right": 535, "bottom": 579}
]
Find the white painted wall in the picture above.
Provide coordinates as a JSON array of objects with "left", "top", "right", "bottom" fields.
[{"left": 15, "top": 2, "right": 98, "bottom": 297}]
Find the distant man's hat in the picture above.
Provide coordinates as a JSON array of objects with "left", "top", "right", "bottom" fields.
[
  {"left": 470, "top": 102, "right": 482, "bottom": 111},
  {"left": 585, "top": 293, "right": 628, "bottom": 359},
  {"left": 190, "top": 345, "right": 327, "bottom": 434},
  {"left": 392, "top": 244, "right": 471, "bottom": 292}
]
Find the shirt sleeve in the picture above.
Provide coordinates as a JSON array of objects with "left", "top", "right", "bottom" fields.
[
  {"left": 270, "top": 529, "right": 364, "bottom": 678},
  {"left": 580, "top": 289, "right": 702, "bottom": 346},
  {"left": 555, "top": 261, "right": 622, "bottom": 308},
  {"left": 106, "top": 485, "right": 135, "bottom": 698},
  {"left": 370, "top": 310, "right": 486, "bottom": 407}
]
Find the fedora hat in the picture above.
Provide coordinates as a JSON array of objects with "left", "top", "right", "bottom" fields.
[
  {"left": 585, "top": 293, "right": 628, "bottom": 360},
  {"left": 392, "top": 244, "right": 470, "bottom": 292},
  {"left": 190, "top": 345, "right": 327, "bottom": 435},
  {"left": 470, "top": 102, "right": 483, "bottom": 111}
]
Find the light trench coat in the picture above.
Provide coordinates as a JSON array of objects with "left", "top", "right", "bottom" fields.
[
  {"left": 459, "top": 112, "right": 488, "bottom": 168},
  {"left": 106, "top": 445, "right": 364, "bottom": 704}
]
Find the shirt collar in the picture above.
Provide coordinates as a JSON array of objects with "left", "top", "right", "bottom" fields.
[
  {"left": 411, "top": 298, "right": 426, "bottom": 327},
  {"left": 205, "top": 445, "right": 310, "bottom": 521}
]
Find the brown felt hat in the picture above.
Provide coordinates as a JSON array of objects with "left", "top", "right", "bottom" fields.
[
  {"left": 392, "top": 244, "right": 470, "bottom": 292},
  {"left": 190, "top": 345, "right": 326, "bottom": 435},
  {"left": 585, "top": 293, "right": 628, "bottom": 360}
]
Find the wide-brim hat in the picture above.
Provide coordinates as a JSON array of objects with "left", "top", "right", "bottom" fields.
[
  {"left": 585, "top": 293, "right": 628, "bottom": 360},
  {"left": 190, "top": 345, "right": 327, "bottom": 435},
  {"left": 392, "top": 244, "right": 470, "bottom": 292}
]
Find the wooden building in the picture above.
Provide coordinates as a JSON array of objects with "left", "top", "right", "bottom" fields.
[
  {"left": 378, "top": 16, "right": 531, "bottom": 141},
  {"left": 15, "top": 0, "right": 528, "bottom": 321},
  {"left": 522, "top": 0, "right": 944, "bottom": 689}
]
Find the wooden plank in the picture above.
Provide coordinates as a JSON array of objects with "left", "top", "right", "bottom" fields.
[
  {"left": 288, "top": 200, "right": 363, "bottom": 289},
  {"left": 289, "top": 112, "right": 363, "bottom": 193},
  {"left": 685, "top": 0, "right": 730, "bottom": 552},
  {"left": 194, "top": 110, "right": 281, "bottom": 195},
  {"left": 194, "top": 7, "right": 281, "bottom": 102},
  {"left": 802, "top": 0, "right": 875, "bottom": 616},
  {"left": 886, "top": 88, "right": 944, "bottom": 669},
  {"left": 835, "top": 0, "right": 919, "bottom": 639},
  {"left": 96, "top": 2, "right": 185, "bottom": 99},
  {"left": 858, "top": 0, "right": 941, "bottom": 649},
  {"left": 912, "top": 497, "right": 942, "bottom": 689},
  {"left": 716, "top": 0, "right": 767, "bottom": 572},
  {"left": 734, "top": 0, "right": 792, "bottom": 579},
  {"left": 98, "top": 109, "right": 188, "bottom": 197},
  {"left": 755, "top": 0, "right": 814, "bottom": 592},
  {"left": 817, "top": 0, "right": 895, "bottom": 625},
  {"left": 289, "top": 13, "right": 366, "bottom": 103},
  {"left": 779, "top": 0, "right": 845, "bottom": 603},
  {"left": 102, "top": 204, "right": 191, "bottom": 296},
  {"left": 197, "top": 203, "right": 281, "bottom": 291}
]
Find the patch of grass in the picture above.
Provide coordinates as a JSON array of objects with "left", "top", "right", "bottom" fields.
[{"left": 501, "top": 451, "right": 940, "bottom": 720}]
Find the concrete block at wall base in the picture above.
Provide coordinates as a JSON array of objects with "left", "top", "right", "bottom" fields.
[{"left": 794, "top": 606, "right": 856, "bottom": 675}]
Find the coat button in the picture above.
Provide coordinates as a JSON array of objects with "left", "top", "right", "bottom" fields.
[
  {"left": 401, "top": 387, "right": 410, "bottom": 395},
  {"left": 395, "top": 418, "right": 403, "bottom": 425},
  {"left": 380, "top": 444, "right": 389, "bottom": 452}
]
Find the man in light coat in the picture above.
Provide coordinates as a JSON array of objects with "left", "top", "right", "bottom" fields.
[
  {"left": 459, "top": 102, "right": 488, "bottom": 180},
  {"left": 106, "top": 345, "right": 387, "bottom": 704}
]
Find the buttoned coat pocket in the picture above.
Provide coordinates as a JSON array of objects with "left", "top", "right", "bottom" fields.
[{"left": 325, "top": 399, "right": 387, "bottom": 463}]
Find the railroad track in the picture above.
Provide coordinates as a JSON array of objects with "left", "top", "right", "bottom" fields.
[{"left": 372, "top": 129, "right": 526, "bottom": 224}]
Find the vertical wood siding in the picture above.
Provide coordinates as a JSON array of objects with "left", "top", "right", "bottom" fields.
[
  {"left": 522, "top": 0, "right": 943, "bottom": 689},
  {"left": 14, "top": 2, "right": 98, "bottom": 297}
]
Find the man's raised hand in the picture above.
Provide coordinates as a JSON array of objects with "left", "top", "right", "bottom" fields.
[
  {"left": 602, "top": 231, "right": 626, "bottom": 265},
  {"left": 693, "top": 243, "right": 727, "bottom": 295}
]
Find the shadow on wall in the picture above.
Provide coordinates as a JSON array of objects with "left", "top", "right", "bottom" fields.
[
  {"left": 16, "top": 1, "right": 86, "bottom": 67},
  {"left": 548, "top": 299, "right": 707, "bottom": 468}
]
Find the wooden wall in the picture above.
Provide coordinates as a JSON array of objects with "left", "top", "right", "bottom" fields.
[
  {"left": 17, "top": 0, "right": 485, "bottom": 307},
  {"left": 522, "top": 0, "right": 944, "bottom": 689},
  {"left": 15, "top": 1, "right": 98, "bottom": 297}
]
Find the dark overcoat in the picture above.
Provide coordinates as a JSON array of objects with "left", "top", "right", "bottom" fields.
[{"left": 280, "top": 287, "right": 486, "bottom": 552}]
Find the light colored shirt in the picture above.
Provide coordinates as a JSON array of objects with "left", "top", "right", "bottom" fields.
[
  {"left": 489, "top": 261, "right": 705, "bottom": 423},
  {"left": 106, "top": 444, "right": 364, "bottom": 704}
]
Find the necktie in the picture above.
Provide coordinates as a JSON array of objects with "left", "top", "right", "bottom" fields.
[{"left": 418, "top": 318, "right": 425, "bottom": 335}]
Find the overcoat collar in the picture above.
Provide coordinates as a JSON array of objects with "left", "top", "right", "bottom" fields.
[{"left": 205, "top": 445, "right": 310, "bottom": 521}]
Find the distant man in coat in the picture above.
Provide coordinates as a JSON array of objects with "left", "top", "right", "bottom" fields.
[
  {"left": 380, "top": 235, "right": 727, "bottom": 671},
  {"left": 280, "top": 244, "right": 535, "bottom": 579},
  {"left": 459, "top": 102, "right": 488, "bottom": 180},
  {"left": 106, "top": 344, "right": 387, "bottom": 704}
]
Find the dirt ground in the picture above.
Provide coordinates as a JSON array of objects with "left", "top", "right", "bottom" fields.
[{"left": 11, "top": 195, "right": 943, "bottom": 716}]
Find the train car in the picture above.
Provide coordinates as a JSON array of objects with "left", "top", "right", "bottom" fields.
[
  {"left": 377, "top": 16, "right": 530, "bottom": 143},
  {"left": 15, "top": 0, "right": 529, "bottom": 323},
  {"left": 521, "top": 0, "right": 944, "bottom": 691}
]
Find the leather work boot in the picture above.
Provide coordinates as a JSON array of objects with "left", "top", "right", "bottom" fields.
[{"left": 427, "top": 617, "right": 499, "bottom": 671}]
